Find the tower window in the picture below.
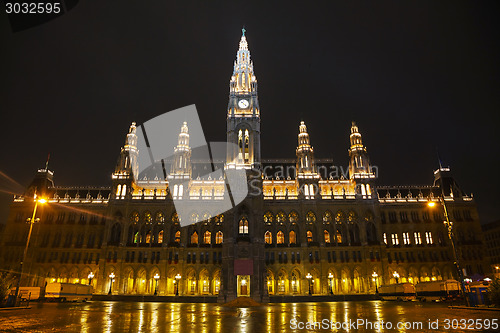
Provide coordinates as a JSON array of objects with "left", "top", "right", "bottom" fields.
[
  {"left": 289, "top": 231, "right": 296, "bottom": 244},
  {"left": 277, "top": 231, "right": 284, "bottom": 244},
  {"left": 204, "top": 231, "right": 211, "bottom": 244},
  {"left": 265, "top": 231, "right": 272, "bottom": 244},
  {"left": 216, "top": 231, "right": 223, "bottom": 244},
  {"left": 324, "top": 230, "right": 331, "bottom": 244},
  {"left": 239, "top": 217, "right": 249, "bottom": 235}
]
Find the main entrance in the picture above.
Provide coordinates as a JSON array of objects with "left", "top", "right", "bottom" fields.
[{"left": 237, "top": 275, "right": 250, "bottom": 296}]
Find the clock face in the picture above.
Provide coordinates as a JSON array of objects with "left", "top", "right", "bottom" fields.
[{"left": 238, "top": 99, "right": 249, "bottom": 109}]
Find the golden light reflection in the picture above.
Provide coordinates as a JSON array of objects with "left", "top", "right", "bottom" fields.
[{"left": 104, "top": 302, "right": 114, "bottom": 333}]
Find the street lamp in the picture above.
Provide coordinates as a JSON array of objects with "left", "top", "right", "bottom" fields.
[
  {"left": 372, "top": 272, "right": 379, "bottom": 294},
  {"left": 88, "top": 272, "right": 94, "bottom": 285},
  {"left": 154, "top": 273, "right": 160, "bottom": 296},
  {"left": 393, "top": 271, "right": 400, "bottom": 284},
  {"left": 328, "top": 273, "right": 334, "bottom": 295},
  {"left": 13, "top": 193, "right": 46, "bottom": 306},
  {"left": 108, "top": 272, "right": 115, "bottom": 295},
  {"left": 174, "top": 273, "right": 181, "bottom": 296},
  {"left": 306, "top": 273, "right": 312, "bottom": 295},
  {"left": 428, "top": 198, "right": 472, "bottom": 306}
]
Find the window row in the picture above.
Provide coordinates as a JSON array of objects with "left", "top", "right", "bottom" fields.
[
  {"left": 263, "top": 210, "right": 367, "bottom": 224},
  {"left": 382, "top": 231, "right": 442, "bottom": 246}
]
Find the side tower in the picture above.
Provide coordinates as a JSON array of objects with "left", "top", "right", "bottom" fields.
[
  {"left": 226, "top": 28, "right": 261, "bottom": 169},
  {"left": 348, "top": 122, "right": 376, "bottom": 197},
  {"left": 112, "top": 122, "right": 139, "bottom": 199},
  {"left": 296, "top": 121, "right": 320, "bottom": 199}
]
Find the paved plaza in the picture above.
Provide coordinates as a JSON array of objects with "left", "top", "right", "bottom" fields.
[{"left": 0, "top": 301, "right": 499, "bottom": 332}]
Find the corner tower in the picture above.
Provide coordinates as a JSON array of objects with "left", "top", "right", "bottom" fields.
[{"left": 226, "top": 29, "right": 261, "bottom": 169}]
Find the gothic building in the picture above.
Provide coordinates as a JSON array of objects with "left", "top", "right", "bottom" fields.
[{"left": 0, "top": 30, "right": 488, "bottom": 302}]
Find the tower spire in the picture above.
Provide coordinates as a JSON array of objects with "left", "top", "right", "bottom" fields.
[{"left": 296, "top": 121, "right": 316, "bottom": 177}]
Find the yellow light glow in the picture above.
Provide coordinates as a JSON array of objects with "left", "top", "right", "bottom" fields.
[
  {"left": 427, "top": 201, "right": 436, "bottom": 208},
  {"left": 38, "top": 198, "right": 47, "bottom": 204}
]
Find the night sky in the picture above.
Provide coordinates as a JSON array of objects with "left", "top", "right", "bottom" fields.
[{"left": 1, "top": 1, "right": 499, "bottom": 224}]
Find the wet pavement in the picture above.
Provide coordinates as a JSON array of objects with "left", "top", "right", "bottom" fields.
[{"left": 0, "top": 301, "right": 499, "bottom": 332}]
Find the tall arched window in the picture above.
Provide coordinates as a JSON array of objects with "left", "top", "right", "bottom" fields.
[
  {"left": 216, "top": 231, "right": 223, "bottom": 244},
  {"left": 265, "top": 231, "right": 272, "bottom": 244},
  {"left": 306, "top": 230, "right": 313, "bottom": 243},
  {"left": 239, "top": 217, "right": 249, "bottom": 234},
  {"left": 158, "top": 230, "right": 164, "bottom": 244},
  {"left": 204, "top": 231, "right": 211, "bottom": 244},
  {"left": 277, "top": 231, "right": 284, "bottom": 244},
  {"left": 324, "top": 230, "right": 331, "bottom": 243},
  {"left": 336, "top": 229, "right": 342, "bottom": 243},
  {"left": 175, "top": 230, "right": 181, "bottom": 243},
  {"left": 289, "top": 230, "right": 297, "bottom": 244},
  {"left": 191, "top": 231, "right": 198, "bottom": 244},
  {"left": 145, "top": 231, "right": 151, "bottom": 243}
]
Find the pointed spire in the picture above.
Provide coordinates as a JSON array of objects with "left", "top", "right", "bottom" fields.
[
  {"left": 350, "top": 121, "right": 363, "bottom": 148},
  {"left": 297, "top": 121, "right": 312, "bottom": 149}
]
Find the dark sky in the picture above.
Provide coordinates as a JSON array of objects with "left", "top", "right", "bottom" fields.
[{"left": 1, "top": 1, "right": 499, "bottom": 224}]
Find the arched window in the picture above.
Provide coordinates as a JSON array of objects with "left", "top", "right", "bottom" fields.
[
  {"left": 191, "top": 231, "right": 198, "bottom": 244},
  {"left": 116, "top": 184, "right": 122, "bottom": 196},
  {"left": 306, "top": 230, "right": 313, "bottom": 243},
  {"left": 134, "top": 231, "right": 140, "bottom": 244},
  {"left": 324, "top": 230, "right": 331, "bottom": 243},
  {"left": 323, "top": 211, "right": 332, "bottom": 223},
  {"left": 335, "top": 211, "right": 344, "bottom": 223},
  {"left": 175, "top": 230, "right": 181, "bottom": 243},
  {"left": 265, "top": 231, "right": 272, "bottom": 244},
  {"left": 155, "top": 211, "right": 165, "bottom": 223},
  {"left": 145, "top": 231, "right": 151, "bottom": 243},
  {"left": 216, "top": 231, "right": 223, "bottom": 244},
  {"left": 289, "top": 211, "right": 298, "bottom": 222},
  {"left": 144, "top": 211, "right": 152, "bottom": 223},
  {"left": 204, "top": 231, "right": 211, "bottom": 244},
  {"left": 306, "top": 211, "right": 316, "bottom": 222},
  {"left": 336, "top": 229, "right": 342, "bottom": 243},
  {"left": 191, "top": 213, "right": 199, "bottom": 223},
  {"left": 277, "top": 231, "right": 284, "bottom": 244},
  {"left": 289, "top": 231, "right": 297, "bottom": 244},
  {"left": 264, "top": 212, "right": 273, "bottom": 223},
  {"left": 276, "top": 211, "right": 286, "bottom": 223},
  {"left": 158, "top": 230, "right": 164, "bottom": 244},
  {"left": 178, "top": 184, "right": 184, "bottom": 198},
  {"left": 171, "top": 213, "right": 179, "bottom": 223},
  {"left": 130, "top": 211, "right": 139, "bottom": 223},
  {"left": 239, "top": 217, "right": 249, "bottom": 234}
]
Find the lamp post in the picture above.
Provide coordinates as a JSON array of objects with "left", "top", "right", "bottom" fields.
[
  {"left": 13, "top": 194, "right": 46, "bottom": 306},
  {"left": 328, "top": 273, "right": 334, "bottom": 295},
  {"left": 88, "top": 272, "right": 94, "bottom": 285},
  {"left": 154, "top": 273, "right": 160, "bottom": 296},
  {"left": 174, "top": 273, "right": 181, "bottom": 296},
  {"left": 372, "top": 272, "right": 379, "bottom": 294},
  {"left": 306, "top": 273, "right": 312, "bottom": 295},
  {"left": 428, "top": 198, "right": 472, "bottom": 306},
  {"left": 108, "top": 273, "right": 115, "bottom": 295},
  {"left": 393, "top": 271, "right": 400, "bottom": 284}
]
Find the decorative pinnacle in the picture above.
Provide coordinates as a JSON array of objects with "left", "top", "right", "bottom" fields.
[{"left": 242, "top": 27, "right": 246, "bottom": 36}]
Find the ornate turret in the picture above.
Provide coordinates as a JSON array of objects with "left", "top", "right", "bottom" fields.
[
  {"left": 169, "top": 122, "right": 192, "bottom": 179},
  {"left": 112, "top": 122, "right": 139, "bottom": 198},
  {"left": 296, "top": 121, "right": 317, "bottom": 177},
  {"left": 348, "top": 122, "right": 375, "bottom": 196}
]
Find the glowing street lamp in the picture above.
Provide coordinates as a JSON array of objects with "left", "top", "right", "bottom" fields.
[
  {"left": 154, "top": 273, "right": 160, "bottom": 295},
  {"left": 393, "top": 271, "right": 400, "bottom": 284},
  {"left": 108, "top": 272, "right": 115, "bottom": 295},
  {"left": 328, "top": 273, "right": 334, "bottom": 295},
  {"left": 13, "top": 193, "right": 46, "bottom": 306},
  {"left": 88, "top": 272, "right": 94, "bottom": 285},
  {"left": 372, "top": 272, "right": 379, "bottom": 293},
  {"left": 306, "top": 273, "right": 312, "bottom": 295},
  {"left": 174, "top": 273, "right": 181, "bottom": 296}
]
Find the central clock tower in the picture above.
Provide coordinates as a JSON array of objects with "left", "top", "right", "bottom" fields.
[{"left": 226, "top": 28, "right": 261, "bottom": 169}]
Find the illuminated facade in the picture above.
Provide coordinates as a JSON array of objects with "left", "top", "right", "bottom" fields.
[{"left": 0, "top": 30, "right": 488, "bottom": 302}]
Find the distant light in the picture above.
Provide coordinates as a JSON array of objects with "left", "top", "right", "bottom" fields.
[
  {"left": 38, "top": 198, "right": 47, "bottom": 204},
  {"left": 427, "top": 201, "right": 436, "bottom": 208}
]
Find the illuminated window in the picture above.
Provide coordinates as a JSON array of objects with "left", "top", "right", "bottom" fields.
[
  {"left": 204, "top": 231, "right": 211, "bottom": 244},
  {"left": 348, "top": 211, "right": 356, "bottom": 222},
  {"left": 239, "top": 217, "right": 249, "bottom": 234},
  {"left": 171, "top": 213, "right": 179, "bottom": 223},
  {"left": 306, "top": 211, "right": 316, "bottom": 222},
  {"left": 158, "top": 230, "right": 163, "bottom": 244},
  {"left": 289, "top": 231, "right": 296, "bottom": 244},
  {"left": 383, "top": 233, "right": 387, "bottom": 244},
  {"left": 403, "top": 232, "right": 410, "bottom": 245},
  {"left": 425, "top": 231, "right": 433, "bottom": 244},
  {"left": 276, "top": 211, "right": 286, "bottom": 223},
  {"left": 145, "top": 231, "right": 151, "bottom": 243},
  {"left": 324, "top": 230, "right": 331, "bottom": 243},
  {"left": 191, "top": 213, "right": 199, "bottom": 223},
  {"left": 277, "top": 231, "right": 284, "bottom": 244},
  {"left": 134, "top": 232, "right": 139, "bottom": 244},
  {"left": 191, "top": 231, "right": 198, "bottom": 244},
  {"left": 264, "top": 212, "right": 273, "bottom": 223},
  {"left": 289, "top": 211, "right": 298, "bottom": 222},
  {"left": 414, "top": 232, "right": 422, "bottom": 245},
  {"left": 178, "top": 185, "right": 183, "bottom": 198},
  {"left": 335, "top": 211, "right": 344, "bottom": 223},
  {"left": 265, "top": 231, "right": 272, "bottom": 244},
  {"left": 336, "top": 230, "right": 343, "bottom": 243},
  {"left": 323, "top": 211, "right": 332, "bottom": 223},
  {"left": 144, "top": 211, "right": 152, "bottom": 223},
  {"left": 130, "top": 211, "right": 139, "bottom": 223},
  {"left": 175, "top": 231, "right": 181, "bottom": 243},
  {"left": 307, "top": 230, "right": 313, "bottom": 243},
  {"left": 155, "top": 211, "right": 165, "bottom": 223},
  {"left": 216, "top": 231, "right": 223, "bottom": 244},
  {"left": 391, "top": 233, "right": 399, "bottom": 245}
]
